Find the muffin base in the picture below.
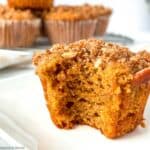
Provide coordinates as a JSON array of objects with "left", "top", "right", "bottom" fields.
[
  {"left": 0, "top": 19, "right": 41, "bottom": 48},
  {"left": 44, "top": 20, "right": 97, "bottom": 44},
  {"left": 95, "top": 15, "right": 110, "bottom": 36}
]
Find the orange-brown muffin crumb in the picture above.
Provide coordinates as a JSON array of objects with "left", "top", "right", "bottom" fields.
[
  {"left": 33, "top": 39, "right": 150, "bottom": 138},
  {"left": 8, "top": 0, "right": 53, "bottom": 10}
]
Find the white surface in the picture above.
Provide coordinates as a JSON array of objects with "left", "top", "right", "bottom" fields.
[
  {"left": 0, "top": 128, "right": 29, "bottom": 150},
  {"left": 0, "top": 72, "right": 150, "bottom": 150},
  {"left": 0, "top": 50, "right": 32, "bottom": 69},
  {"left": 0, "top": 112, "right": 37, "bottom": 150}
]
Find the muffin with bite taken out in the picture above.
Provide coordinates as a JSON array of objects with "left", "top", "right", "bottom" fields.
[{"left": 33, "top": 39, "right": 150, "bottom": 138}]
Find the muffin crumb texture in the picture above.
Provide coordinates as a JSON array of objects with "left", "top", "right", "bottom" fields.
[{"left": 33, "top": 39, "right": 150, "bottom": 138}]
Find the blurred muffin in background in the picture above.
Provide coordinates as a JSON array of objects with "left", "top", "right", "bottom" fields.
[
  {"left": 91, "top": 5, "right": 112, "bottom": 36},
  {"left": 31, "top": 10, "right": 47, "bottom": 37},
  {"left": 82, "top": 4, "right": 112, "bottom": 36},
  {"left": 43, "top": 5, "right": 97, "bottom": 44},
  {"left": 0, "top": 5, "right": 41, "bottom": 48},
  {"left": 81, "top": 4, "right": 112, "bottom": 36},
  {"left": 8, "top": 0, "right": 53, "bottom": 10}
]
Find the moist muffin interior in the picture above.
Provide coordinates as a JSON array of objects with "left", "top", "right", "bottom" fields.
[{"left": 33, "top": 39, "right": 150, "bottom": 138}]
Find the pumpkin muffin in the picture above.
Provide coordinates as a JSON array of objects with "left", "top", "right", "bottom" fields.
[
  {"left": 43, "top": 5, "right": 97, "bottom": 44},
  {"left": 83, "top": 4, "right": 112, "bottom": 36},
  {"left": 33, "top": 39, "right": 150, "bottom": 138},
  {"left": 0, "top": 5, "right": 41, "bottom": 48},
  {"left": 8, "top": 0, "right": 53, "bottom": 10}
]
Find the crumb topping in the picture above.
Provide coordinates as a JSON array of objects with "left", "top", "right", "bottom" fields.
[
  {"left": 0, "top": 5, "right": 37, "bottom": 20},
  {"left": 33, "top": 39, "right": 150, "bottom": 74},
  {"left": 82, "top": 4, "right": 112, "bottom": 17},
  {"left": 44, "top": 4, "right": 112, "bottom": 21}
]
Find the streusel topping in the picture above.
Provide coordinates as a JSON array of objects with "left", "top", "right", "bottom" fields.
[
  {"left": 0, "top": 5, "right": 36, "bottom": 20},
  {"left": 44, "top": 4, "right": 112, "bottom": 21},
  {"left": 33, "top": 39, "right": 150, "bottom": 74}
]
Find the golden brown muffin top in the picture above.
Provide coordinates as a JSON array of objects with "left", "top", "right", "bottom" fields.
[
  {"left": 33, "top": 39, "right": 150, "bottom": 74},
  {"left": 44, "top": 4, "right": 112, "bottom": 21},
  {"left": 0, "top": 5, "right": 37, "bottom": 20}
]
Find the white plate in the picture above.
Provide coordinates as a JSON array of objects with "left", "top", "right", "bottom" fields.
[
  {"left": 0, "top": 72, "right": 150, "bottom": 150},
  {"left": 0, "top": 50, "right": 32, "bottom": 69}
]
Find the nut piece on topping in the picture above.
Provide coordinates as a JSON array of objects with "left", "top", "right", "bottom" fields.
[
  {"left": 94, "top": 57, "right": 102, "bottom": 68},
  {"left": 61, "top": 51, "right": 77, "bottom": 58}
]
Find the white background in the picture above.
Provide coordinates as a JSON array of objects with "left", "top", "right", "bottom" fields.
[{"left": 0, "top": 0, "right": 150, "bottom": 35}]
